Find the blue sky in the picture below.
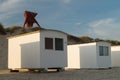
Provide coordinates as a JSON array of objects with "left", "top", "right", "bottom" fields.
[{"left": 0, "top": 0, "right": 120, "bottom": 40}]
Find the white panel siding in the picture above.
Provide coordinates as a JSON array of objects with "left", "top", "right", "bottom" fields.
[
  {"left": 79, "top": 44, "right": 97, "bottom": 68},
  {"left": 67, "top": 45, "right": 80, "bottom": 69},
  {"left": 21, "top": 42, "right": 40, "bottom": 68},
  {"left": 8, "top": 32, "right": 40, "bottom": 69},
  {"left": 67, "top": 42, "right": 111, "bottom": 69},
  {"left": 40, "top": 30, "right": 67, "bottom": 68},
  {"left": 111, "top": 46, "right": 120, "bottom": 67},
  {"left": 8, "top": 30, "right": 67, "bottom": 69}
]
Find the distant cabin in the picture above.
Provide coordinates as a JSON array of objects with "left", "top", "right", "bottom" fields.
[
  {"left": 67, "top": 42, "right": 111, "bottom": 69},
  {"left": 8, "top": 29, "right": 67, "bottom": 72},
  {"left": 111, "top": 46, "right": 120, "bottom": 67}
]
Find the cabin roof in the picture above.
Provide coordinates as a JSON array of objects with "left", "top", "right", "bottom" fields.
[
  {"left": 68, "top": 41, "right": 111, "bottom": 46},
  {"left": 7, "top": 29, "right": 68, "bottom": 39}
]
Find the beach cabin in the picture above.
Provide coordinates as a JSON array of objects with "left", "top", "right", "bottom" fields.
[
  {"left": 67, "top": 42, "right": 111, "bottom": 69},
  {"left": 111, "top": 46, "right": 120, "bottom": 67},
  {"left": 8, "top": 29, "right": 67, "bottom": 72}
]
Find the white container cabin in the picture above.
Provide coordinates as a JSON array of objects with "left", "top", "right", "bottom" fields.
[
  {"left": 67, "top": 42, "right": 111, "bottom": 69},
  {"left": 8, "top": 29, "right": 67, "bottom": 72},
  {"left": 111, "top": 46, "right": 120, "bottom": 67}
]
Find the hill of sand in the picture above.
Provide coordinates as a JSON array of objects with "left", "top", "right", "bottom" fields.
[{"left": 0, "top": 35, "right": 8, "bottom": 69}]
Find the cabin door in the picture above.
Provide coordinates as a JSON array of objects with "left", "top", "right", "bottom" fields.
[
  {"left": 21, "top": 42, "right": 40, "bottom": 68},
  {"left": 97, "top": 46, "right": 109, "bottom": 68}
]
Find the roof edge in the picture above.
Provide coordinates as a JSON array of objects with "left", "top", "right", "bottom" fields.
[{"left": 7, "top": 29, "right": 68, "bottom": 39}]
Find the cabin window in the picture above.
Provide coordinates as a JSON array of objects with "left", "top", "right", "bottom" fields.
[
  {"left": 99, "top": 46, "right": 109, "bottom": 56},
  {"left": 45, "top": 38, "right": 53, "bottom": 49},
  {"left": 104, "top": 47, "right": 109, "bottom": 56},
  {"left": 99, "top": 46, "right": 104, "bottom": 56},
  {"left": 55, "top": 38, "right": 64, "bottom": 50}
]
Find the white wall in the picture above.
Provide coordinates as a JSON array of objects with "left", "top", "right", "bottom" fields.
[
  {"left": 8, "top": 30, "right": 67, "bottom": 69},
  {"left": 8, "top": 32, "right": 40, "bottom": 69},
  {"left": 67, "top": 45, "right": 80, "bottom": 69},
  {"left": 111, "top": 46, "right": 120, "bottom": 67},
  {"left": 79, "top": 43, "right": 97, "bottom": 68},
  {"left": 20, "top": 42, "right": 40, "bottom": 68},
  {"left": 39, "top": 30, "right": 67, "bottom": 68},
  {"left": 67, "top": 43, "right": 97, "bottom": 69},
  {"left": 67, "top": 42, "right": 111, "bottom": 69}
]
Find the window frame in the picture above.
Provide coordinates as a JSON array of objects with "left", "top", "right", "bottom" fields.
[
  {"left": 55, "top": 38, "right": 64, "bottom": 51},
  {"left": 99, "top": 46, "right": 104, "bottom": 56},
  {"left": 104, "top": 46, "right": 109, "bottom": 56},
  {"left": 45, "top": 37, "right": 53, "bottom": 50},
  {"left": 99, "top": 46, "right": 109, "bottom": 56}
]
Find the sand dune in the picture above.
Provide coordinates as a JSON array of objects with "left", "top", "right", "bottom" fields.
[{"left": 0, "top": 35, "right": 8, "bottom": 69}]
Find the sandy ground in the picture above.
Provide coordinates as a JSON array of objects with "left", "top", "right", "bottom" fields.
[{"left": 0, "top": 68, "right": 120, "bottom": 80}]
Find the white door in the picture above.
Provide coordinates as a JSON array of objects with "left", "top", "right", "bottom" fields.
[
  {"left": 97, "top": 46, "right": 109, "bottom": 68},
  {"left": 21, "top": 42, "right": 40, "bottom": 68}
]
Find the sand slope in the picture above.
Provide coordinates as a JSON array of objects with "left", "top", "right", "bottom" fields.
[{"left": 0, "top": 35, "right": 8, "bottom": 69}]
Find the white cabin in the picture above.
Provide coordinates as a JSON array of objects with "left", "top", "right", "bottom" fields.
[
  {"left": 111, "top": 46, "right": 120, "bottom": 67},
  {"left": 67, "top": 42, "right": 111, "bottom": 69},
  {"left": 8, "top": 29, "right": 67, "bottom": 71}
]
